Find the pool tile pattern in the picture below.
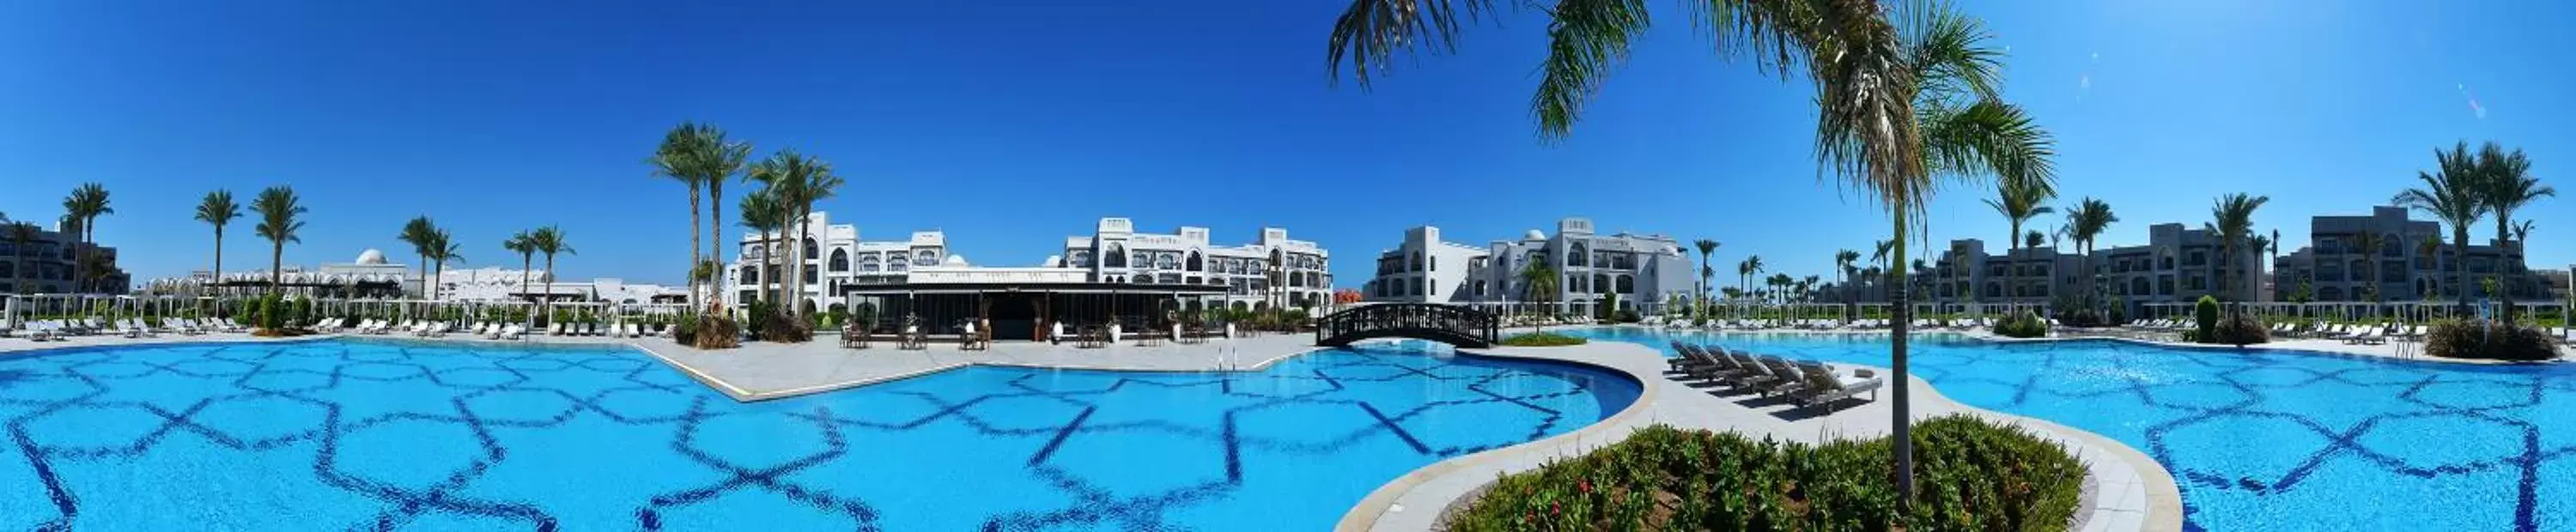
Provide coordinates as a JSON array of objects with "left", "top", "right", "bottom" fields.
[{"left": 0, "top": 339, "right": 1632, "bottom": 530}]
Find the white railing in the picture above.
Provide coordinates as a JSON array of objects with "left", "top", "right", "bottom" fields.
[{"left": 905, "top": 267, "right": 1090, "bottom": 284}]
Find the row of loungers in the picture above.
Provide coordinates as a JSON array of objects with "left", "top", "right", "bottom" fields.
[
  {"left": 2124, "top": 318, "right": 2443, "bottom": 346},
  {"left": 1, "top": 317, "right": 252, "bottom": 342},
  {"left": 1667, "top": 342, "right": 1885, "bottom": 412},
  {"left": 1654, "top": 317, "right": 2002, "bottom": 331}
]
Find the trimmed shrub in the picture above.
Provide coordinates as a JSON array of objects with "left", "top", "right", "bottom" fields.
[
  {"left": 2192, "top": 295, "right": 2220, "bottom": 342},
  {"left": 2427, "top": 320, "right": 2561, "bottom": 361},
  {"left": 690, "top": 315, "right": 742, "bottom": 349},
  {"left": 1992, "top": 310, "right": 2048, "bottom": 338},
  {"left": 2199, "top": 315, "right": 2270, "bottom": 345},
  {"left": 1613, "top": 309, "right": 1642, "bottom": 323},
  {"left": 1498, "top": 332, "right": 1589, "bottom": 347},
  {"left": 1447, "top": 415, "right": 2083, "bottom": 531}
]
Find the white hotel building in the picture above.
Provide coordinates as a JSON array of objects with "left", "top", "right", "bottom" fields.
[{"left": 726, "top": 213, "right": 1331, "bottom": 313}]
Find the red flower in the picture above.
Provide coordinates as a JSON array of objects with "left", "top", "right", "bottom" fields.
[
  {"left": 1578, "top": 480, "right": 1591, "bottom": 493},
  {"left": 1552, "top": 501, "right": 1560, "bottom": 516}
]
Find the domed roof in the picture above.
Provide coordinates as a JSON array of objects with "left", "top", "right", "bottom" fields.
[
  {"left": 355, "top": 249, "right": 388, "bottom": 265},
  {"left": 1523, "top": 229, "right": 1546, "bottom": 240},
  {"left": 944, "top": 255, "right": 969, "bottom": 266}
]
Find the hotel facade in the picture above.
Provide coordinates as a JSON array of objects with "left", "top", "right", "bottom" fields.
[
  {"left": 725, "top": 213, "right": 1333, "bottom": 316},
  {"left": 0, "top": 221, "right": 130, "bottom": 295},
  {"left": 2269, "top": 205, "right": 2555, "bottom": 304},
  {"left": 1360, "top": 218, "right": 1695, "bottom": 317}
]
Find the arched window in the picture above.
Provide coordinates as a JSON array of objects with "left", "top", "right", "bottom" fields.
[
  {"left": 1410, "top": 251, "right": 1424, "bottom": 272},
  {"left": 1155, "top": 252, "right": 1179, "bottom": 270},
  {"left": 0, "top": 262, "right": 12, "bottom": 278},
  {"left": 914, "top": 248, "right": 942, "bottom": 267},
  {"left": 1186, "top": 251, "right": 1203, "bottom": 271},
  {"left": 805, "top": 238, "right": 819, "bottom": 260},
  {"left": 1409, "top": 277, "right": 1424, "bottom": 296},
  {"left": 1069, "top": 251, "right": 1094, "bottom": 268},
  {"left": 739, "top": 266, "right": 758, "bottom": 285},
  {"left": 829, "top": 249, "right": 850, "bottom": 272},
  {"left": 857, "top": 253, "right": 882, "bottom": 273},
  {"left": 1568, "top": 243, "right": 1589, "bottom": 267},
  {"left": 1305, "top": 272, "right": 1321, "bottom": 287},
  {"left": 1615, "top": 275, "right": 1634, "bottom": 293},
  {"left": 1104, "top": 245, "right": 1127, "bottom": 268},
  {"left": 2382, "top": 233, "right": 2403, "bottom": 257},
  {"left": 1592, "top": 274, "right": 1610, "bottom": 294}
]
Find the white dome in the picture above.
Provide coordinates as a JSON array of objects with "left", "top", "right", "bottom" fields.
[
  {"left": 355, "top": 249, "right": 388, "bottom": 264},
  {"left": 1042, "top": 255, "right": 1062, "bottom": 267},
  {"left": 944, "top": 255, "right": 969, "bottom": 266},
  {"left": 1523, "top": 230, "right": 1545, "bottom": 240}
]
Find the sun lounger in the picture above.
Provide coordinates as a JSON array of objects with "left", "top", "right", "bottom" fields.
[{"left": 1790, "top": 362, "right": 1883, "bottom": 410}]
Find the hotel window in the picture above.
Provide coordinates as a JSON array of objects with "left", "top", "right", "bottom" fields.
[
  {"left": 1133, "top": 251, "right": 1154, "bottom": 269},
  {"left": 1069, "top": 251, "right": 1094, "bottom": 268},
  {"left": 829, "top": 250, "right": 849, "bottom": 272},
  {"left": 1473, "top": 280, "right": 1486, "bottom": 298},
  {"left": 739, "top": 266, "right": 757, "bottom": 285},
  {"left": 1154, "top": 253, "right": 1179, "bottom": 270},
  {"left": 805, "top": 266, "right": 818, "bottom": 284},
  {"left": 1428, "top": 281, "right": 1436, "bottom": 296},
  {"left": 916, "top": 250, "right": 942, "bottom": 267},
  {"left": 1430, "top": 256, "right": 1437, "bottom": 272},
  {"left": 1410, "top": 251, "right": 1423, "bottom": 272},
  {"left": 1104, "top": 245, "right": 1127, "bottom": 268},
  {"left": 1187, "top": 251, "right": 1204, "bottom": 271},
  {"left": 805, "top": 239, "right": 819, "bottom": 260},
  {"left": 1409, "top": 277, "right": 1424, "bottom": 296},
  {"left": 1567, "top": 244, "right": 1589, "bottom": 267},
  {"left": 1615, "top": 275, "right": 1634, "bottom": 293},
  {"left": 1593, "top": 274, "right": 1610, "bottom": 294}
]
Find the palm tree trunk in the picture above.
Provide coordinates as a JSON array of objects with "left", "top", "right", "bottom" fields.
[
  {"left": 212, "top": 230, "right": 223, "bottom": 298},
  {"left": 687, "top": 184, "right": 703, "bottom": 314},
  {"left": 708, "top": 182, "right": 725, "bottom": 314},
  {"left": 1887, "top": 213, "right": 1916, "bottom": 504},
  {"left": 544, "top": 255, "right": 556, "bottom": 310},
  {"left": 270, "top": 243, "right": 283, "bottom": 297},
  {"left": 2453, "top": 227, "right": 2470, "bottom": 317}
]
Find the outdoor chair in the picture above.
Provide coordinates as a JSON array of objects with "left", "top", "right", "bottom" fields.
[{"left": 1790, "top": 362, "right": 1883, "bottom": 411}]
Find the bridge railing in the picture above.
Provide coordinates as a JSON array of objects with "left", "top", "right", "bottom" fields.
[{"left": 1315, "top": 303, "right": 1498, "bottom": 347}]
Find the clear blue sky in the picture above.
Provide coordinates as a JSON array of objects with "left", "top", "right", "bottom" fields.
[{"left": 2, "top": 0, "right": 2567, "bottom": 288}]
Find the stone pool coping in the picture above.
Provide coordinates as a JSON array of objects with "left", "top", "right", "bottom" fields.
[{"left": 1332, "top": 337, "right": 2184, "bottom": 532}]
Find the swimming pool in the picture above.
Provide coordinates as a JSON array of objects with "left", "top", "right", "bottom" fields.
[
  {"left": 1568, "top": 327, "right": 2576, "bottom": 531},
  {"left": 0, "top": 338, "right": 1637, "bottom": 530}
]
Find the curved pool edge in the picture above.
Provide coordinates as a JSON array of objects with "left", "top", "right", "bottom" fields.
[
  {"left": 1337, "top": 337, "right": 2184, "bottom": 532},
  {"left": 625, "top": 337, "right": 1340, "bottom": 402},
  {"left": 1333, "top": 342, "right": 1663, "bottom": 532}
]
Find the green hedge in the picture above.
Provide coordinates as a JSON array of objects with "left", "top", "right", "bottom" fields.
[
  {"left": 1448, "top": 415, "right": 2084, "bottom": 531},
  {"left": 2427, "top": 320, "right": 2560, "bottom": 361},
  {"left": 1498, "top": 332, "right": 1589, "bottom": 347}
]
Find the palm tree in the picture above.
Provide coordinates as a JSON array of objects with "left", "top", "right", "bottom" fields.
[
  {"left": 1984, "top": 179, "right": 2056, "bottom": 308},
  {"left": 1692, "top": 239, "right": 1719, "bottom": 309},
  {"left": 2247, "top": 233, "right": 2273, "bottom": 298},
  {"left": 2418, "top": 233, "right": 2444, "bottom": 301},
  {"left": 425, "top": 230, "right": 465, "bottom": 300},
  {"left": 1801, "top": 275, "right": 1821, "bottom": 303},
  {"left": 1738, "top": 256, "right": 1764, "bottom": 301},
  {"left": 1516, "top": 260, "right": 1558, "bottom": 322},
  {"left": 2473, "top": 142, "right": 2549, "bottom": 319},
  {"left": 2063, "top": 197, "right": 2117, "bottom": 307},
  {"left": 2204, "top": 193, "right": 2269, "bottom": 308},
  {"left": 194, "top": 190, "right": 240, "bottom": 296},
  {"left": 2350, "top": 232, "right": 2384, "bottom": 303},
  {"left": 2393, "top": 142, "right": 2488, "bottom": 316},
  {"left": 649, "top": 123, "right": 751, "bottom": 314},
  {"left": 61, "top": 184, "right": 111, "bottom": 293},
  {"left": 749, "top": 149, "right": 845, "bottom": 318},
  {"left": 504, "top": 231, "right": 536, "bottom": 304},
  {"left": 1834, "top": 249, "right": 1861, "bottom": 309},
  {"left": 399, "top": 216, "right": 438, "bottom": 298},
  {"left": 530, "top": 227, "right": 574, "bottom": 308},
  {"left": 738, "top": 188, "right": 785, "bottom": 305},
  {"left": 252, "top": 186, "right": 306, "bottom": 297},
  {"left": 7, "top": 222, "right": 36, "bottom": 293},
  {"left": 1327, "top": 0, "right": 2053, "bottom": 500}
]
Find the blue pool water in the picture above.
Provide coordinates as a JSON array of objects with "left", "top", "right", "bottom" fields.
[
  {"left": 0, "top": 338, "right": 1637, "bottom": 530},
  {"left": 1567, "top": 327, "right": 2576, "bottom": 531}
]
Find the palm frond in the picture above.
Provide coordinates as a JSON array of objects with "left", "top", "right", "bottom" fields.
[
  {"left": 1533, "top": 0, "right": 1652, "bottom": 139},
  {"left": 1326, "top": 0, "right": 1498, "bottom": 88},
  {"left": 1897, "top": 0, "right": 2001, "bottom": 103}
]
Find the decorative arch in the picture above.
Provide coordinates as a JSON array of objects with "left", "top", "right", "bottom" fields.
[
  {"left": 1592, "top": 274, "right": 1610, "bottom": 293},
  {"left": 1614, "top": 275, "right": 1634, "bottom": 293},
  {"left": 1069, "top": 250, "right": 1094, "bottom": 268},
  {"left": 1567, "top": 243, "right": 1589, "bottom": 267},
  {"left": 804, "top": 238, "right": 820, "bottom": 260},
  {"left": 829, "top": 248, "right": 850, "bottom": 272},
  {"left": 1186, "top": 251, "right": 1204, "bottom": 271},
  {"left": 1104, "top": 245, "right": 1127, "bottom": 268},
  {"left": 1154, "top": 252, "right": 1180, "bottom": 270}
]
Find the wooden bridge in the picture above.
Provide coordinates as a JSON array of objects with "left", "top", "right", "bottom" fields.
[{"left": 1314, "top": 304, "right": 1499, "bottom": 348}]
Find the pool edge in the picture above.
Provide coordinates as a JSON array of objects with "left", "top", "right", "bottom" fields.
[{"left": 1334, "top": 337, "right": 2185, "bottom": 532}]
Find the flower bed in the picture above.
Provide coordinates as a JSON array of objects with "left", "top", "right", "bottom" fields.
[
  {"left": 1497, "top": 332, "right": 1589, "bottom": 347},
  {"left": 1445, "top": 415, "right": 2084, "bottom": 531}
]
